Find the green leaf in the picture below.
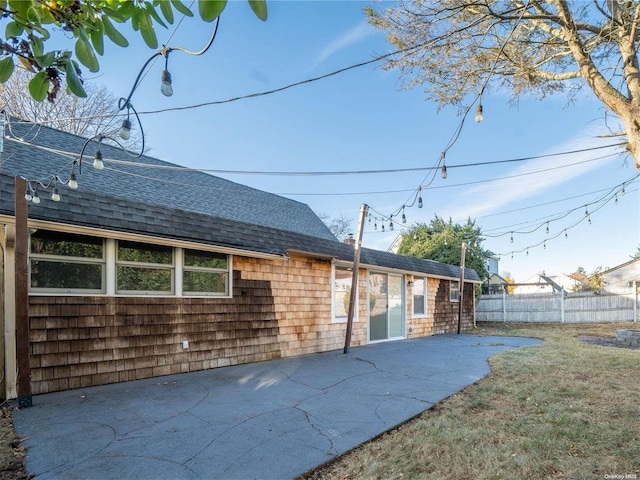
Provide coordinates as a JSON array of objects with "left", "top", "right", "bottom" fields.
[
  {"left": 0, "top": 57, "right": 14, "bottom": 83},
  {"left": 170, "top": 0, "right": 193, "bottom": 17},
  {"left": 199, "top": 0, "right": 226, "bottom": 22},
  {"left": 65, "top": 61, "right": 87, "bottom": 98},
  {"left": 102, "top": 16, "right": 129, "bottom": 47},
  {"left": 35, "top": 51, "right": 55, "bottom": 67},
  {"left": 137, "top": 9, "right": 158, "bottom": 48},
  {"left": 249, "top": 0, "right": 267, "bottom": 21},
  {"left": 27, "top": 5, "right": 40, "bottom": 24},
  {"left": 145, "top": 2, "right": 167, "bottom": 28},
  {"left": 31, "top": 36, "right": 43, "bottom": 57},
  {"left": 89, "top": 21, "right": 105, "bottom": 55},
  {"left": 5, "top": 21, "right": 24, "bottom": 39},
  {"left": 31, "top": 24, "right": 50, "bottom": 40},
  {"left": 75, "top": 32, "right": 99, "bottom": 72},
  {"left": 159, "top": 0, "right": 174, "bottom": 24},
  {"left": 28, "top": 71, "right": 49, "bottom": 102}
]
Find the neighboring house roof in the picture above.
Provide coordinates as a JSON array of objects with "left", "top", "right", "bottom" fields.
[
  {"left": 0, "top": 121, "right": 481, "bottom": 282},
  {"left": 540, "top": 275, "right": 566, "bottom": 293},
  {"left": 0, "top": 119, "right": 337, "bottom": 241},
  {"left": 487, "top": 273, "right": 508, "bottom": 284},
  {"left": 601, "top": 258, "right": 640, "bottom": 275}
]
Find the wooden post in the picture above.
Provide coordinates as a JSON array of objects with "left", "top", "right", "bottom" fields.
[
  {"left": 344, "top": 204, "right": 367, "bottom": 354},
  {"left": 457, "top": 242, "right": 467, "bottom": 335},
  {"left": 15, "top": 177, "right": 31, "bottom": 408}
]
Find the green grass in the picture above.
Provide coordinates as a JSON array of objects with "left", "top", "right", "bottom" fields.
[{"left": 300, "top": 323, "right": 640, "bottom": 480}]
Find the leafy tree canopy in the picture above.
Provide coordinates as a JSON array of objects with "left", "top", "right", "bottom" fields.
[
  {"left": 397, "top": 215, "right": 493, "bottom": 280},
  {"left": 366, "top": 1, "right": 640, "bottom": 169},
  {"left": 0, "top": 0, "right": 267, "bottom": 101}
]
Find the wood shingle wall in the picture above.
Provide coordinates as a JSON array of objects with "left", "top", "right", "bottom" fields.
[{"left": 26, "top": 252, "right": 470, "bottom": 395}]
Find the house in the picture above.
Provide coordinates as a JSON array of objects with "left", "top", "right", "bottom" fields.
[
  {"left": 0, "top": 119, "right": 481, "bottom": 400},
  {"left": 485, "top": 273, "right": 509, "bottom": 294},
  {"left": 512, "top": 273, "right": 567, "bottom": 294},
  {"left": 601, "top": 259, "right": 640, "bottom": 294}
]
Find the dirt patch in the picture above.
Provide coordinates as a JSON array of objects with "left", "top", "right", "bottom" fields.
[
  {"left": 0, "top": 402, "right": 28, "bottom": 480},
  {"left": 577, "top": 334, "right": 640, "bottom": 349}
]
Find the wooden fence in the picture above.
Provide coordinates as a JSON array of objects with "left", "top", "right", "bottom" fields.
[{"left": 476, "top": 287, "right": 639, "bottom": 323}]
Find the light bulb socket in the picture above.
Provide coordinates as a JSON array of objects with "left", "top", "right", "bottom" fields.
[{"left": 119, "top": 118, "right": 131, "bottom": 140}]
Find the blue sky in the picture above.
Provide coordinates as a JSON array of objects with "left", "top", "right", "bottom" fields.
[{"left": 56, "top": 1, "right": 640, "bottom": 280}]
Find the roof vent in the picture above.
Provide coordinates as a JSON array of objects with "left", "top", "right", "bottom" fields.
[{"left": 344, "top": 233, "right": 355, "bottom": 245}]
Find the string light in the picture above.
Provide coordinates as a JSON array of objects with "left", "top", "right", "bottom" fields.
[
  {"left": 51, "top": 186, "right": 61, "bottom": 202},
  {"left": 119, "top": 118, "right": 131, "bottom": 141},
  {"left": 564, "top": 230, "right": 568, "bottom": 239},
  {"left": 381, "top": 224, "right": 385, "bottom": 232},
  {"left": 31, "top": 190, "right": 40, "bottom": 204},
  {"left": 93, "top": 150, "right": 105, "bottom": 170},
  {"left": 475, "top": 103, "right": 483, "bottom": 123},
  {"left": 160, "top": 69, "right": 173, "bottom": 97},
  {"left": 545, "top": 222, "right": 549, "bottom": 234},
  {"left": 389, "top": 219, "right": 394, "bottom": 231},
  {"left": 401, "top": 206, "right": 407, "bottom": 223},
  {"left": 510, "top": 232, "right": 513, "bottom": 243},
  {"left": 68, "top": 172, "right": 78, "bottom": 190},
  {"left": 441, "top": 162, "right": 448, "bottom": 179},
  {"left": 418, "top": 188, "right": 423, "bottom": 208}
]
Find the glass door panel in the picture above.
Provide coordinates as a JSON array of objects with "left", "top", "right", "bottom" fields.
[
  {"left": 388, "top": 274, "right": 404, "bottom": 338},
  {"left": 369, "top": 273, "right": 387, "bottom": 341}
]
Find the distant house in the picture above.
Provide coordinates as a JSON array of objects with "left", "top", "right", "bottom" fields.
[
  {"left": 0, "top": 119, "right": 481, "bottom": 399},
  {"left": 601, "top": 259, "right": 640, "bottom": 294},
  {"left": 512, "top": 274, "right": 567, "bottom": 294},
  {"left": 485, "top": 273, "right": 509, "bottom": 294}
]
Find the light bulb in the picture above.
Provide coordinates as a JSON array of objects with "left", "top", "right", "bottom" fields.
[
  {"left": 119, "top": 118, "right": 131, "bottom": 140},
  {"left": 441, "top": 164, "right": 447, "bottom": 179},
  {"left": 564, "top": 230, "right": 568, "bottom": 239},
  {"left": 510, "top": 233, "right": 513, "bottom": 243},
  {"left": 374, "top": 222, "right": 377, "bottom": 231},
  {"left": 381, "top": 225, "right": 385, "bottom": 232},
  {"left": 389, "top": 221, "right": 394, "bottom": 231},
  {"left": 25, "top": 190, "right": 32, "bottom": 202},
  {"left": 402, "top": 213, "right": 407, "bottom": 223},
  {"left": 51, "top": 187, "right": 61, "bottom": 202},
  {"left": 32, "top": 191, "right": 40, "bottom": 204},
  {"left": 93, "top": 150, "right": 104, "bottom": 170},
  {"left": 545, "top": 223, "right": 549, "bottom": 234},
  {"left": 475, "top": 103, "right": 483, "bottom": 123},
  {"left": 418, "top": 195, "right": 423, "bottom": 208},
  {"left": 68, "top": 172, "right": 78, "bottom": 190},
  {"left": 161, "top": 70, "right": 173, "bottom": 97}
]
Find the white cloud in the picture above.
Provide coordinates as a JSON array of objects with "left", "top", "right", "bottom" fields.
[
  {"left": 444, "top": 127, "right": 625, "bottom": 221},
  {"left": 307, "top": 22, "right": 376, "bottom": 72}
]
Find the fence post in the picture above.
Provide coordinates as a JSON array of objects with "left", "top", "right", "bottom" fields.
[
  {"left": 634, "top": 281, "right": 638, "bottom": 323},
  {"left": 502, "top": 287, "right": 506, "bottom": 322},
  {"left": 560, "top": 291, "right": 565, "bottom": 323}
]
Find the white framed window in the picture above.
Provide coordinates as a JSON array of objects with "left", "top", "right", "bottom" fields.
[
  {"left": 116, "top": 241, "right": 174, "bottom": 294},
  {"left": 182, "top": 249, "right": 229, "bottom": 296},
  {"left": 29, "top": 231, "right": 105, "bottom": 294},
  {"left": 412, "top": 276, "right": 427, "bottom": 317},
  {"left": 450, "top": 280, "right": 460, "bottom": 302},
  {"left": 332, "top": 265, "right": 357, "bottom": 323},
  {"left": 29, "top": 230, "right": 233, "bottom": 297}
]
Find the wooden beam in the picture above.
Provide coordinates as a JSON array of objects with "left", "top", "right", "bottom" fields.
[{"left": 14, "top": 177, "right": 31, "bottom": 408}]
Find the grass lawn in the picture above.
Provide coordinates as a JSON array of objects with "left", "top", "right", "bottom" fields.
[{"left": 300, "top": 322, "right": 640, "bottom": 480}]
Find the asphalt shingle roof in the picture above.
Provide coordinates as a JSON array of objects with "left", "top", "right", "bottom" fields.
[{"left": 0, "top": 121, "right": 480, "bottom": 282}]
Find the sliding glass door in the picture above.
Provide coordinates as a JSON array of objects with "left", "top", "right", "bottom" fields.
[{"left": 369, "top": 273, "right": 405, "bottom": 342}]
